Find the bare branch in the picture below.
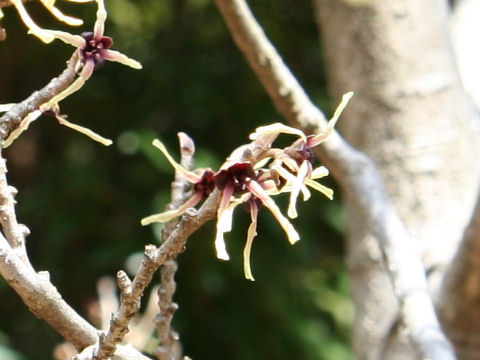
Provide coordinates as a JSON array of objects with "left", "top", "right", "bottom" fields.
[
  {"left": 0, "top": 154, "right": 30, "bottom": 264},
  {"left": 214, "top": 0, "right": 456, "bottom": 358},
  {"left": 155, "top": 132, "right": 196, "bottom": 360},
  {"left": 0, "top": 230, "right": 98, "bottom": 350},
  {"left": 215, "top": 0, "right": 327, "bottom": 131},
  {"left": 94, "top": 191, "right": 221, "bottom": 360},
  {"left": 440, "top": 189, "right": 480, "bottom": 357},
  {"left": 154, "top": 260, "right": 180, "bottom": 360},
  {"left": 0, "top": 206, "right": 152, "bottom": 359},
  {"left": 95, "top": 127, "right": 283, "bottom": 358},
  {"left": 319, "top": 136, "right": 456, "bottom": 359},
  {"left": 74, "top": 344, "right": 152, "bottom": 360},
  {"left": 0, "top": 51, "right": 79, "bottom": 141}
]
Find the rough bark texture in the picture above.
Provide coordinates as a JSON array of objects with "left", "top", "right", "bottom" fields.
[
  {"left": 440, "top": 191, "right": 480, "bottom": 359},
  {"left": 314, "top": 0, "right": 480, "bottom": 358}
]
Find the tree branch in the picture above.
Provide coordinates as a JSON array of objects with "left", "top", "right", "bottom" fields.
[
  {"left": 0, "top": 51, "right": 79, "bottom": 141},
  {"left": 0, "top": 153, "right": 30, "bottom": 264},
  {"left": 155, "top": 260, "right": 180, "bottom": 360},
  {"left": 0, "top": 153, "right": 152, "bottom": 359},
  {"left": 0, "top": 229, "right": 98, "bottom": 350},
  {"left": 440, "top": 188, "right": 480, "bottom": 358},
  {"left": 155, "top": 133, "right": 196, "bottom": 360},
  {"left": 214, "top": 0, "right": 456, "bottom": 358},
  {"left": 0, "top": 53, "right": 153, "bottom": 358},
  {"left": 94, "top": 125, "right": 284, "bottom": 359},
  {"left": 214, "top": 0, "right": 326, "bottom": 131},
  {"left": 94, "top": 190, "right": 221, "bottom": 359}
]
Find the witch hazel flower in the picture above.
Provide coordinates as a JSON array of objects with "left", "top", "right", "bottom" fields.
[
  {"left": 141, "top": 138, "right": 216, "bottom": 226},
  {"left": 45, "top": 0, "right": 142, "bottom": 108},
  {"left": 250, "top": 91, "right": 353, "bottom": 219},
  {"left": 141, "top": 91, "right": 353, "bottom": 281},
  {"left": 213, "top": 161, "right": 301, "bottom": 280},
  {"left": 2, "top": 0, "right": 142, "bottom": 147}
]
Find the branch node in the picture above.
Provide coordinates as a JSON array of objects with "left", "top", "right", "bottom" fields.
[
  {"left": 37, "top": 270, "right": 50, "bottom": 281},
  {"left": 18, "top": 223, "right": 30, "bottom": 237},
  {"left": 8, "top": 185, "right": 17, "bottom": 197},
  {"left": 145, "top": 244, "right": 158, "bottom": 260},
  {"left": 116, "top": 270, "right": 132, "bottom": 295},
  {"left": 183, "top": 207, "right": 198, "bottom": 218}
]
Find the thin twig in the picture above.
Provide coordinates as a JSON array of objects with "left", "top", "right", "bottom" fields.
[
  {"left": 214, "top": 0, "right": 456, "bottom": 358},
  {"left": 0, "top": 230, "right": 98, "bottom": 350},
  {"left": 0, "top": 182, "right": 152, "bottom": 359},
  {"left": 155, "top": 133, "right": 196, "bottom": 360},
  {"left": 215, "top": 0, "right": 326, "bottom": 131},
  {"left": 93, "top": 131, "right": 277, "bottom": 360},
  {"left": 0, "top": 51, "right": 79, "bottom": 141},
  {"left": 94, "top": 192, "right": 221, "bottom": 360},
  {"left": 0, "top": 48, "right": 153, "bottom": 359},
  {"left": 0, "top": 151, "right": 30, "bottom": 264},
  {"left": 155, "top": 260, "right": 180, "bottom": 360}
]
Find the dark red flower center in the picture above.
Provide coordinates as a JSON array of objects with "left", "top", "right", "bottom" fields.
[
  {"left": 193, "top": 170, "right": 216, "bottom": 198},
  {"left": 298, "top": 142, "right": 315, "bottom": 165},
  {"left": 80, "top": 32, "right": 114, "bottom": 68},
  {"left": 286, "top": 136, "right": 316, "bottom": 165},
  {"left": 215, "top": 163, "right": 257, "bottom": 196}
]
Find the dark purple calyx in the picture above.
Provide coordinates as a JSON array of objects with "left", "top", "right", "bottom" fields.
[
  {"left": 286, "top": 136, "right": 316, "bottom": 165},
  {"left": 215, "top": 163, "right": 257, "bottom": 195},
  {"left": 193, "top": 170, "right": 216, "bottom": 197},
  {"left": 298, "top": 142, "right": 315, "bottom": 165},
  {"left": 80, "top": 32, "right": 114, "bottom": 68}
]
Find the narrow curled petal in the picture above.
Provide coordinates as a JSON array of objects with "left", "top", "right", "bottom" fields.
[
  {"left": 249, "top": 122, "right": 307, "bottom": 142},
  {"left": 4, "top": 110, "right": 42, "bottom": 148},
  {"left": 141, "top": 192, "right": 203, "bottom": 226},
  {"left": 271, "top": 162, "right": 311, "bottom": 200},
  {"left": 244, "top": 201, "right": 259, "bottom": 281},
  {"left": 39, "top": 0, "right": 84, "bottom": 26},
  {"left": 56, "top": 115, "right": 112, "bottom": 146},
  {"left": 311, "top": 166, "right": 329, "bottom": 179},
  {"left": 102, "top": 49, "right": 143, "bottom": 70},
  {"left": 304, "top": 179, "right": 334, "bottom": 200},
  {"left": 45, "top": 30, "right": 86, "bottom": 48},
  {"left": 214, "top": 184, "right": 235, "bottom": 260},
  {"left": 47, "top": 59, "right": 95, "bottom": 107},
  {"left": 309, "top": 91, "right": 354, "bottom": 147},
  {"left": 287, "top": 161, "right": 310, "bottom": 219},
  {"left": 152, "top": 139, "right": 202, "bottom": 183},
  {"left": 11, "top": 0, "right": 55, "bottom": 43},
  {"left": 247, "top": 181, "right": 300, "bottom": 244},
  {"left": 93, "top": 0, "right": 107, "bottom": 39}
]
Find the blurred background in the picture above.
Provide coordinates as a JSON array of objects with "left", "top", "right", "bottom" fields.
[{"left": 0, "top": 0, "right": 352, "bottom": 359}]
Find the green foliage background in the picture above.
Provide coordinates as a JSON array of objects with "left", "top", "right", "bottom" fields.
[{"left": 0, "top": 0, "right": 352, "bottom": 359}]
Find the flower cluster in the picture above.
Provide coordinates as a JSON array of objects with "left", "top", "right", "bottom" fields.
[
  {"left": 1, "top": 0, "right": 142, "bottom": 147},
  {"left": 142, "top": 91, "right": 353, "bottom": 281}
]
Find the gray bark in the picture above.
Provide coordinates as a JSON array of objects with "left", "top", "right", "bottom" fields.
[{"left": 314, "top": 0, "right": 480, "bottom": 358}]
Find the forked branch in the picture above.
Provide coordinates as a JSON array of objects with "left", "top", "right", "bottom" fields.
[{"left": 214, "top": 0, "right": 455, "bottom": 358}]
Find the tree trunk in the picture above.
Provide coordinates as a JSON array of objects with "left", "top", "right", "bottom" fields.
[{"left": 314, "top": 0, "right": 480, "bottom": 358}]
